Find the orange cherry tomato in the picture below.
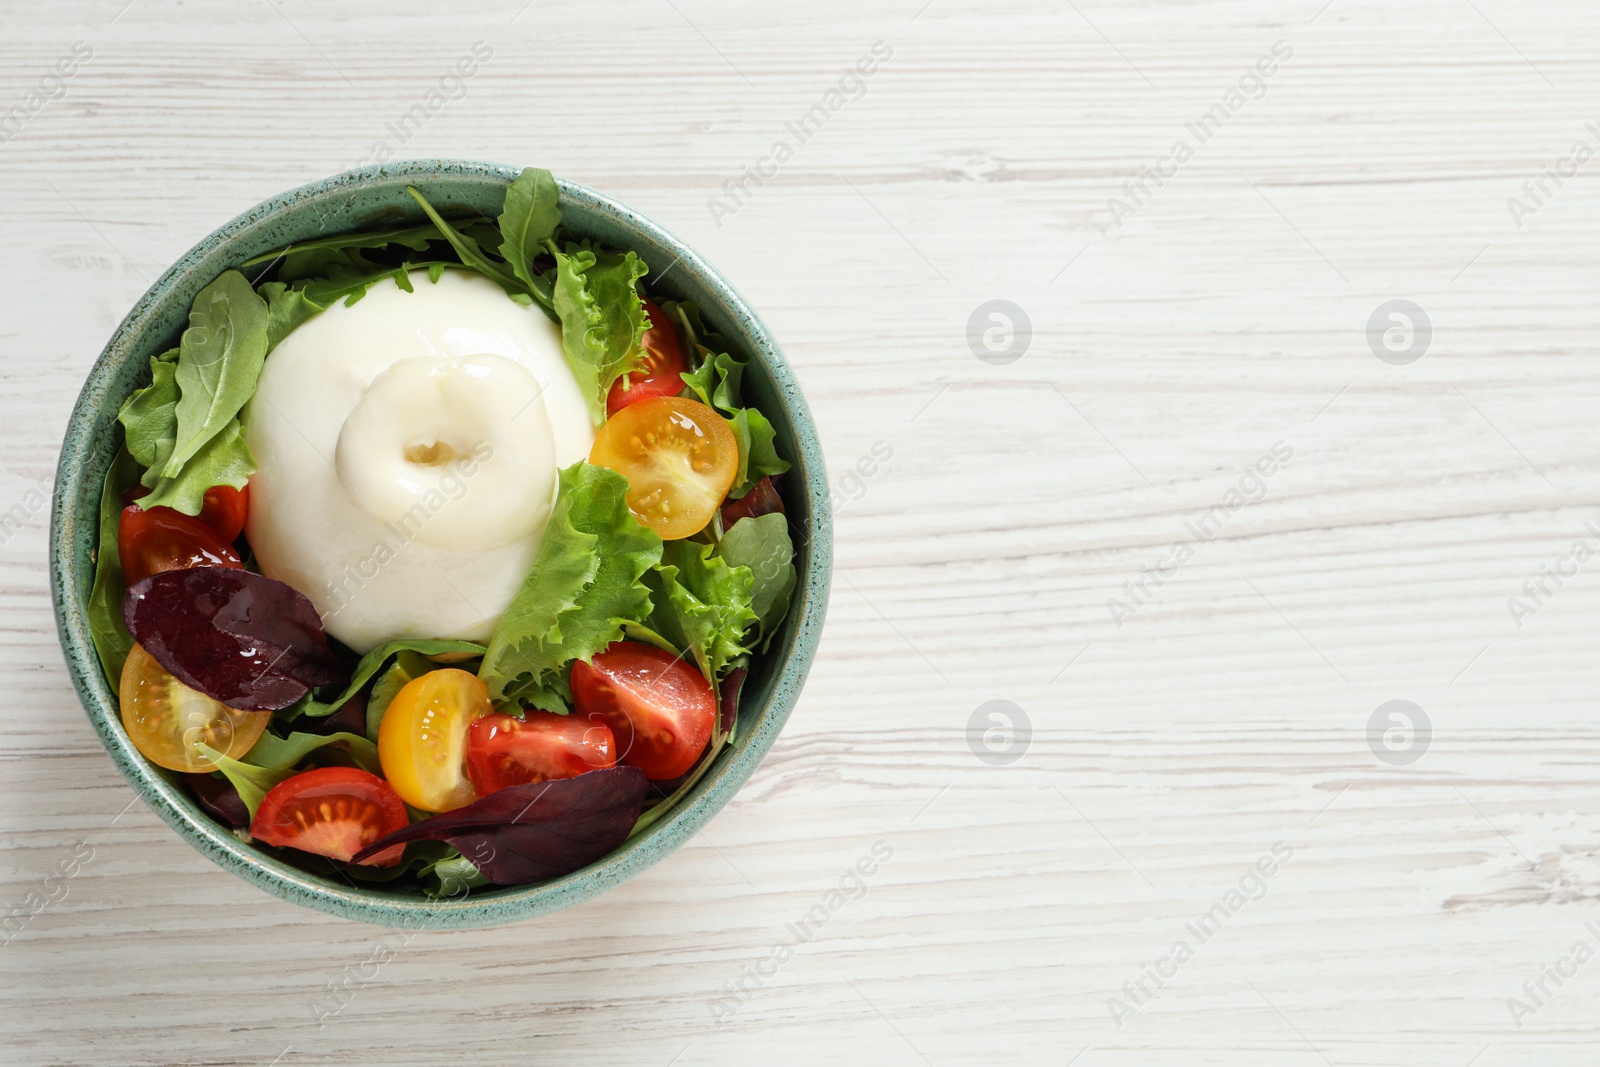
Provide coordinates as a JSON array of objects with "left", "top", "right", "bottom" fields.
[
  {"left": 588, "top": 396, "right": 737, "bottom": 540},
  {"left": 377, "top": 669, "right": 492, "bottom": 813},
  {"left": 119, "top": 643, "right": 271, "bottom": 772},
  {"left": 464, "top": 711, "right": 616, "bottom": 795},
  {"left": 606, "top": 298, "right": 688, "bottom": 417},
  {"left": 570, "top": 642, "right": 715, "bottom": 781},
  {"left": 118, "top": 504, "right": 243, "bottom": 586},
  {"left": 251, "top": 767, "right": 409, "bottom": 867}
]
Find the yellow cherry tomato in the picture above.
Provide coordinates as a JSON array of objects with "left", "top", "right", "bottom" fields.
[
  {"left": 377, "top": 668, "right": 492, "bottom": 812},
  {"left": 589, "top": 395, "right": 738, "bottom": 540},
  {"left": 119, "top": 644, "right": 271, "bottom": 772}
]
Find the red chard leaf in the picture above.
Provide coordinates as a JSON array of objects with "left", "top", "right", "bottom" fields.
[
  {"left": 351, "top": 766, "right": 648, "bottom": 885},
  {"left": 720, "top": 474, "right": 784, "bottom": 527},
  {"left": 124, "top": 566, "right": 346, "bottom": 710},
  {"left": 183, "top": 772, "right": 249, "bottom": 829}
]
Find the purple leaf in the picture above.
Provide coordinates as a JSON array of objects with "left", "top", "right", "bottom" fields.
[
  {"left": 351, "top": 766, "right": 649, "bottom": 885},
  {"left": 303, "top": 687, "right": 367, "bottom": 737},
  {"left": 183, "top": 773, "right": 249, "bottom": 829},
  {"left": 124, "top": 567, "right": 346, "bottom": 710},
  {"left": 720, "top": 474, "right": 784, "bottom": 526}
]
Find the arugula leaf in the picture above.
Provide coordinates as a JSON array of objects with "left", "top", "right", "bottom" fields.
[
  {"left": 716, "top": 513, "right": 795, "bottom": 651},
  {"left": 405, "top": 185, "right": 528, "bottom": 300},
  {"left": 291, "top": 638, "right": 486, "bottom": 719},
  {"left": 479, "top": 463, "right": 663, "bottom": 711},
  {"left": 240, "top": 222, "right": 444, "bottom": 279},
  {"left": 118, "top": 353, "right": 179, "bottom": 480},
  {"left": 550, "top": 242, "right": 650, "bottom": 426},
  {"left": 498, "top": 168, "right": 561, "bottom": 296},
  {"left": 138, "top": 419, "right": 254, "bottom": 514},
  {"left": 86, "top": 445, "right": 141, "bottom": 687},
  {"left": 293, "top": 257, "right": 448, "bottom": 309},
  {"left": 648, "top": 540, "right": 756, "bottom": 684},
  {"left": 259, "top": 281, "right": 325, "bottom": 349},
  {"left": 162, "top": 271, "right": 269, "bottom": 479}
]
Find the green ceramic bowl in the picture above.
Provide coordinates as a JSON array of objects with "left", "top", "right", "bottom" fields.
[{"left": 49, "top": 160, "right": 830, "bottom": 928}]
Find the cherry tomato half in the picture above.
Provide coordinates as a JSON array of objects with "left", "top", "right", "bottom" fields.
[
  {"left": 589, "top": 396, "right": 738, "bottom": 540},
  {"left": 570, "top": 642, "right": 715, "bottom": 780},
  {"left": 118, "top": 504, "right": 243, "bottom": 586},
  {"left": 119, "top": 643, "right": 271, "bottom": 772},
  {"left": 606, "top": 298, "right": 688, "bottom": 418},
  {"left": 198, "top": 484, "right": 249, "bottom": 543},
  {"left": 464, "top": 711, "right": 616, "bottom": 796},
  {"left": 377, "top": 668, "right": 492, "bottom": 813},
  {"left": 251, "top": 766, "right": 409, "bottom": 867},
  {"left": 122, "top": 483, "right": 249, "bottom": 544}
]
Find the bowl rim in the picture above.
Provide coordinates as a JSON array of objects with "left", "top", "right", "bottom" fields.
[{"left": 48, "top": 160, "right": 831, "bottom": 928}]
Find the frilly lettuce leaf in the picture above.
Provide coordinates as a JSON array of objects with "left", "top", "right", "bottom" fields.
[
  {"left": 479, "top": 463, "right": 663, "bottom": 711},
  {"left": 550, "top": 241, "right": 650, "bottom": 425},
  {"left": 648, "top": 540, "right": 756, "bottom": 684},
  {"left": 716, "top": 513, "right": 796, "bottom": 652}
]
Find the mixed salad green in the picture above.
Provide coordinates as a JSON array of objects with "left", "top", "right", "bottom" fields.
[{"left": 87, "top": 167, "right": 797, "bottom": 896}]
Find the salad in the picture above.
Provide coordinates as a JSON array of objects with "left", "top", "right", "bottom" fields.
[{"left": 84, "top": 167, "right": 797, "bottom": 896}]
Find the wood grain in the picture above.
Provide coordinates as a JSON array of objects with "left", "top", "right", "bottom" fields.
[{"left": 4, "top": 0, "right": 1600, "bottom": 1063}]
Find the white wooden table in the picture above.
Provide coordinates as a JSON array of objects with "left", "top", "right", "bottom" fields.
[{"left": 4, "top": 1, "right": 1599, "bottom": 1063}]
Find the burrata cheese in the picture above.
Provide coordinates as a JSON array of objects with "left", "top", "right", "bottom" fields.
[{"left": 242, "top": 269, "right": 593, "bottom": 652}]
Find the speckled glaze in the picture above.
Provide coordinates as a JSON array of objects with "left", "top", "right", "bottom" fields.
[{"left": 48, "top": 161, "right": 831, "bottom": 928}]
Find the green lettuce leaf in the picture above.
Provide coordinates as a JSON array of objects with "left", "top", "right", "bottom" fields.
[
  {"left": 118, "top": 352, "right": 179, "bottom": 480},
  {"left": 290, "top": 638, "right": 486, "bottom": 720},
  {"left": 259, "top": 281, "right": 325, "bottom": 349},
  {"left": 162, "top": 271, "right": 269, "bottom": 479},
  {"left": 550, "top": 242, "right": 650, "bottom": 425},
  {"left": 86, "top": 445, "right": 141, "bottom": 687},
  {"left": 648, "top": 540, "right": 756, "bottom": 684},
  {"left": 716, "top": 513, "right": 795, "bottom": 651},
  {"left": 241, "top": 730, "right": 381, "bottom": 775},
  {"left": 479, "top": 463, "right": 663, "bottom": 711},
  {"left": 498, "top": 167, "right": 561, "bottom": 300},
  {"left": 727, "top": 407, "right": 788, "bottom": 499},
  {"left": 138, "top": 419, "right": 254, "bottom": 514}
]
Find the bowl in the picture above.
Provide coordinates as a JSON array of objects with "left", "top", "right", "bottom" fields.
[{"left": 48, "top": 160, "right": 830, "bottom": 928}]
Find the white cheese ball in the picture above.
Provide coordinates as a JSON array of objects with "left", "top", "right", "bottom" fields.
[{"left": 242, "top": 270, "right": 593, "bottom": 653}]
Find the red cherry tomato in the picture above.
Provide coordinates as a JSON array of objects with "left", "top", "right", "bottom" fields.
[
  {"left": 251, "top": 766, "right": 409, "bottom": 866},
  {"left": 606, "top": 298, "right": 688, "bottom": 417},
  {"left": 118, "top": 504, "right": 243, "bottom": 585},
  {"left": 199, "top": 484, "right": 248, "bottom": 543},
  {"left": 121, "top": 483, "right": 249, "bottom": 543},
  {"left": 464, "top": 711, "right": 617, "bottom": 795},
  {"left": 570, "top": 642, "right": 715, "bottom": 780}
]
